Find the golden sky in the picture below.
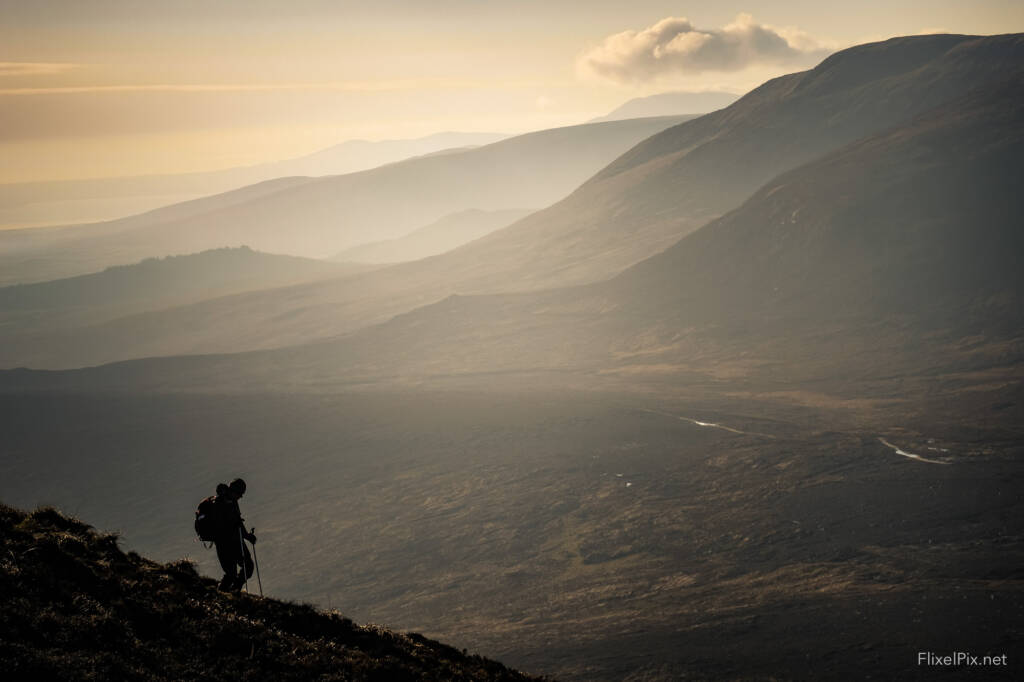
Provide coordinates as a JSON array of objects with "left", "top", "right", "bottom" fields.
[{"left": 1, "top": 1, "right": 1021, "bottom": 183}]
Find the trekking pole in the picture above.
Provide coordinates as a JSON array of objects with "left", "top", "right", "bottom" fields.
[
  {"left": 238, "top": 527, "right": 249, "bottom": 594},
  {"left": 249, "top": 527, "right": 264, "bottom": 597}
]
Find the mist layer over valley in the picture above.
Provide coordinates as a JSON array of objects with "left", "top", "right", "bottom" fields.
[{"left": 0, "top": 115, "right": 694, "bottom": 286}]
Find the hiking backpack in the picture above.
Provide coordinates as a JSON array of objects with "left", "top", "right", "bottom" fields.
[{"left": 194, "top": 495, "right": 220, "bottom": 542}]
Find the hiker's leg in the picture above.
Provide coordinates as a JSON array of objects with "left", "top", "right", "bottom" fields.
[
  {"left": 215, "top": 540, "right": 238, "bottom": 590},
  {"left": 228, "top": 544, "right": 254, "bottom": 592}
]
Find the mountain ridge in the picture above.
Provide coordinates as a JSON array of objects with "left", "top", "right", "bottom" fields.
[
  {"left": 5, "top": 64, "right": 1019, "bottom": 396},
  {"left": 1, "top": 34, "right": 1021, "bottom": 372}
]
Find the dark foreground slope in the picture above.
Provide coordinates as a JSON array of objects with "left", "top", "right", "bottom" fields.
[
  {"left": 1, "top": 391, "right": 1022, "bottom": 681},
  {"left": 0, "top": 503, "right": 543, "bottom": 682}
]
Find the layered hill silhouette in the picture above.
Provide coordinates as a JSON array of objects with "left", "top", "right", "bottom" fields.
[
  {"left": 0, "top": 248, "right": 367, "bottom": 362},
  {"left": 5, "top": 55, "right": 1019, "bottom": 391},
  {"left": 0, "top": 503, "right": 543, "bottom": 681},
  {"left": 308, "top": 70, "right": 1024, "bottom": 386},
  {"left": 0, "top": 131, "right": 508, "bottom": 232},
  {"left": 1, "top": 34, "right": 1020, "bottom": 371},
  {"left": 0, "top": 176, "right": 318, "bottom": 286},
  {"left": 0, "top": 116, "right": 692, "bottom": 286}
]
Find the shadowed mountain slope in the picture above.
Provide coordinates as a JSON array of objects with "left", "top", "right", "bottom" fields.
[
  {"left": 613, "top": 74, "right": 1024, "bottom": 324},
  {"left": 0, "top": 116, "right": 693, "bottom": 286},
  {"left": 586, "top": 34, "right": 1022, "bottom": 225},
  {"left": 2, "top": 34, "right": 1020, "bottom": 371},
  {"left": 0, "top": 504, "right": 543, "bottom": 681},
  {"left": 331, "top": 73, "right": 1024, "bottom": 385}
]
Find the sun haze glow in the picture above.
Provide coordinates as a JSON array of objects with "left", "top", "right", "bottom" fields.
[{"left": 0, "top": 0, "right": 1021, "bottom": 183}]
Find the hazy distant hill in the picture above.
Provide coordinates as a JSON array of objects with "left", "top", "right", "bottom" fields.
[
  {"left": 0, "top": 131, "right": 507, "bottom": 231},
  {"left": 331, "top": 208, "right": 535, "bottom": 264},
  {"left": 0, "top": 503, "right": 541, "bottom": 681},
  {"left": 5, "top": 34, "right": 1016, "bottom": 371},
  {"left": 0, "top": 116, "right": 693, "bottom": 286},
  {"left": 589, "top": 91, "right": 740, "bottom": 122},
  {"left": 0, "top": 247, "right": 363, "bottom": 347},
  {"left": 301, "top": 72, "right": 1024, "bottom": 387},
  {"left": 4, "top": 34, "right": 1022, "bottom": 373},
  {"left": 7, "top": 58, "right": 1020, "bottom": 390},
  {"left": 0, "top": 176, "right": 317, "bottom": 286}
]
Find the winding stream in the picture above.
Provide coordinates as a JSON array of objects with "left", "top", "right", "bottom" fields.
[
  {"left": 877, "top": 437, "right": 950, "bottom": 465},
  {"left": 640, "top": 409, "right": 772, "bottom": 437},
  {"left": 642, "top": 409, "right": 953, "bottom": 465}
]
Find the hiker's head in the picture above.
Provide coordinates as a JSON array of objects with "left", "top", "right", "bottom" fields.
[{"left": 229, "top": 478, "right": 247, "bottom": 499}]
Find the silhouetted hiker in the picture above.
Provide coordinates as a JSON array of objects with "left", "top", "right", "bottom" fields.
[{"left": 210, "top": 478, "right": 256, "bottom": 592}]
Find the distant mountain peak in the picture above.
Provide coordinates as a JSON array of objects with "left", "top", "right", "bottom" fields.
[{"left": 590, "top": 91, "right": 740, "bottom": 123}]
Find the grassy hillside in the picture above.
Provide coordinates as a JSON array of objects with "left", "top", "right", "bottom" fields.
[
  {"left": 0, "top": 247, "right": 375, "bottom": 369},
  {"left": 0, "top": 247, "right": 363, "bottom": 333},
  {"left": 0, "top": 503, "right": 544, "bottom": 681}
]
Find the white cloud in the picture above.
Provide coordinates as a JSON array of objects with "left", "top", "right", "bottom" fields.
[{"left": 578, "top": 14, "right": 833, "bottom": 84}]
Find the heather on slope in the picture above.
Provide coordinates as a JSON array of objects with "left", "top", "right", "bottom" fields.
[{"left": 0, "top": 504, "right": 543, "bottom": 682}]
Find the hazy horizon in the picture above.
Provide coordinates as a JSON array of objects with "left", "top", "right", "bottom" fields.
[{"left": 2, "top": 1, "right": 1022, "bottom": 184}]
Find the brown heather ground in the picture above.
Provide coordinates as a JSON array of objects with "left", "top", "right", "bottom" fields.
[{"left": 0, "top": 503, "right": 546, "bottom": 682}]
